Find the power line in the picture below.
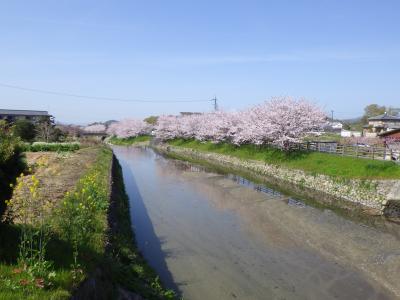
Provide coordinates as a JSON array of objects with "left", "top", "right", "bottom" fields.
[{"left": 0, "top": 82, "right": 213, "bottom": 103}]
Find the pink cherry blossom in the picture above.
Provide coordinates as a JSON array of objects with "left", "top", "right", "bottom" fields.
[
  {"left": 107, "top": 119, "right": 151, "bottom": 138},
  {"left": 84, "top": 124, "right": 106, "bottom": 133},
  {"left": 155, "top": 97, "right": 328, "bottom": 150}
]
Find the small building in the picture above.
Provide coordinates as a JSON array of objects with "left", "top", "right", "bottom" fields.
[
  {"left": 0, "top": 109, "right": 51, "bottom": 123},
  {"left": 341, "top": 129, "right": 361, "bottom": 138},
  {"left": 323, "top": 121, "right": 343, "bottom": 133},
  {"left": 378, "top": 128, "right": 400, "bottom": 140},
  {"left": 364, "top": 113, "right": 400, "bottom": 136},
  {"left": 180, "top": 112, "right": 202, "bottom": 117},
  {"left": 379, "top": 129, "right": 400, "bottom": 161}
]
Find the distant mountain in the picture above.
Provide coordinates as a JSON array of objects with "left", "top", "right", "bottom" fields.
[
  {"left": 340, "top": 116, "right": 362, "bottom": 124},
  {"left": 104, "top": 120, "right": 117, "bottom": 127}
]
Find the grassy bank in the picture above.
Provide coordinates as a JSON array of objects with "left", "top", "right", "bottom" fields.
[
  {"left": 0, "top": 146, "right": 174, "bottom": 299},
  {"left": 0, "top": 147, "right": 112, "bottom": 299},
  {"left": 168, "top": 139, "right": 400, "bottom": 179},
  {"left": 101, "top": 156, "right": 175, "bottom": 299},
  {"left": 109, "top": 135, "right": 151, "bottom": 146}
]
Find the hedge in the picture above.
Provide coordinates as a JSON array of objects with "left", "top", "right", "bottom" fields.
[{"left": 22, "top": 142, "right": 80, "bottom": 152}]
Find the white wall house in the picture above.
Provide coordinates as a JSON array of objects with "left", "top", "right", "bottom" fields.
[{"left": 341, "top": 130, "right": 361, "bottom": 137}]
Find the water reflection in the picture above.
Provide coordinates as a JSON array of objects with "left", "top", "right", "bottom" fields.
[
  {"left": 168, "top": 156, "right": 307, "bottom": 208},
  {"left": 113, "top": 146, "right": 399, "bottom": 300},
  {"left": 115, "top": 148, "right": 180, "bottom": 293}
]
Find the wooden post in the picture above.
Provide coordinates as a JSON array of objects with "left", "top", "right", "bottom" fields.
[
  {"left": 356, "top": 145, "right": 358, "bottom": 157},
  {"left": 390, "top": 149, "right": 393, "bottom": 160},
  {"left": 372, "top": 146, "right": 374, "bottom": 160}
]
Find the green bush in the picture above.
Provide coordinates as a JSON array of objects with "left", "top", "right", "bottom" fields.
[
  {"left": 22, "top": 142, "right": 80, "bottom": 152},
  {"left": 12, "top": 119, "right": 36, "bottom": 142},
  {"left": 0, "top": 122, "right": 26, "bottom": 215}
]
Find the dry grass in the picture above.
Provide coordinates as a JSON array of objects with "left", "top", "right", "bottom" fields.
[{"left": 4, "top": 147, "right": 100, "bottom": 222}]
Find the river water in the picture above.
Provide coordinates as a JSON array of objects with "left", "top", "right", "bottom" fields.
[{"left": 113, "top": 146, "right": 400, "bottom": 300}]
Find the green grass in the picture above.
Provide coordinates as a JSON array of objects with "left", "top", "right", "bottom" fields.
[
  {"left": 109, "top": 135, "right": 151, "bottom": 146},
  {"left": 0, "top": 147, "right": 112, "bottom": 299},
  {"left": 21, "top": 142, "right": 80, "bottom": 152},
  {"left": 168, "top": 139, "right": 400, "bottom": 180},
  {"left": 0, "top": 146, "right": 174, "bottom": 299}
]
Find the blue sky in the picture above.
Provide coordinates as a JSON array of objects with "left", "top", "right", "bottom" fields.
[{"left": 0, "top": 0, "right": 399, "bottom": 124}]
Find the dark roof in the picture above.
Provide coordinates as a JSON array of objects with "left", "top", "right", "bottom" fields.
[
  {"left": 0, "top": 109, "right": 49, "bottom": 116},
  {"left": 368, "top": 113, "right": 400, "bottom": 121},
  {"left": 0, "top": 109, "right": 50, "bottom": 116},
  {"left": 378, "top": 128, "right": 400, "bottom": 137},
  {"left": 180, "top": 112, "right": 202, "bottom": 116},
  {"left": 81, "top": 132, "right": 106, "bottom": 136}
]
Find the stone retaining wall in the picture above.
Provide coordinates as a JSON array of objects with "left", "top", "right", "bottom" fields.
[{"left": 157, "top": 145, "right": 400, "bottom": 216}]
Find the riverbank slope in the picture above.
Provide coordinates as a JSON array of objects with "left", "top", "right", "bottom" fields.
[
  {"left": 155, "top": 142, "right": 400, "bottom": 217},
  {"left": 0, "top": 146, "right": 174, "bottom": 299}
]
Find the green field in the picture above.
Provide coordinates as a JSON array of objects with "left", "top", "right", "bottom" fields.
[
  {"left": 109, "top": 135, "right": 151, "bottom": 145},
  {"left": 168, "top": 139, "right": 400, "bottom": 180}
]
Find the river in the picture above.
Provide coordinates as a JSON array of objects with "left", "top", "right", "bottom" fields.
[{"left": 113, "top": 146, "right": 400, "bottom": 300}]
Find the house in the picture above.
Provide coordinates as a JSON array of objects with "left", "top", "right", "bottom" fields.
[
  {"left": 323, "top": 121, "right": 343, "bottom": 133},
  {"left": 378, "top": 128, "right": 400, "bottom": 140},
  {"left": 0, "top": 109, "right": 51, "bottom": 123},
  {"left": 379, "top": 129, "right": 400, "bottom": 161},
  {"left": 363, "top": 113, "right": 400, "bottom": 136},
  {"left": 341, "top": 130, "right": 361, "bottom": 138}
]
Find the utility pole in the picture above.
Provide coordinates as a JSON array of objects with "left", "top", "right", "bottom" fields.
[
  {"left": 213, "top": 96, "right": 218, "bottom": 111},
  {"left": 331, "top": 110, "right": 334, "bottom": 121}
]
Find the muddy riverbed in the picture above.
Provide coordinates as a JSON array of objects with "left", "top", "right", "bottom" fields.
[{"left": 113, "top": 146, "right": 400, "bottom": 300}]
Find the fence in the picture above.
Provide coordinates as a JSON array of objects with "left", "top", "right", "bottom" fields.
[{"left": 289, "top": 141, "right": 400, "bottom": 162}]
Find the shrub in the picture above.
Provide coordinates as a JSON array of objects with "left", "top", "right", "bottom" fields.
[
  {"left": 12, "top": 119, "right": 36, "bottom": 142},
  {"left": 22, "top": 142, "right": 80, "bottom": 152},
  {"left": 0, "top": 122, "right": 26, "bottom": 214}
]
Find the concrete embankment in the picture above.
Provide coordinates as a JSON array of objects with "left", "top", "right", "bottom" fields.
[{"left": 156, "top": 144, "right": 400, "bottom": 217}]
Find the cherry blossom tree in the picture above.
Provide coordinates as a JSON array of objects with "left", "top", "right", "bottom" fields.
[
  {"left": 154, "top": 97, "right": 327, "bottom": 150},
  {"left": 84, "top": 124, "right": 106, "bottom": 133},
  {"left": 153, "top": 115, "right": 181, "bottom": 140},
  {"left": 107, "top": 119, "right": 151, "bottom": 138},
  {"left": 252, "top": 98, "right": 327, "bottom": 149}
]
